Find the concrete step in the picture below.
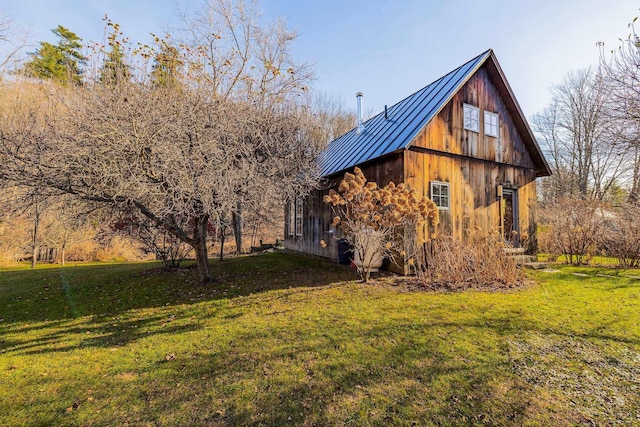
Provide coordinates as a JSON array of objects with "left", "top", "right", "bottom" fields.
[
  {"left": 508, "top": 254, "right": 536, "bottom": 264},
  {"left": 503, "top": 247, "right": 526, "bottom": 255},
  {"left": 523, "top": 261, "right": 549, "bottom": 270}
]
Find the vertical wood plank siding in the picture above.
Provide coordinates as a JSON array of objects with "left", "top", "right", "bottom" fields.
[
  {"left": 287, "top": 64, "right": 541, "bottom": 260},
  {"left": 285, "top": 153, "right": 405, "bottom": 259}
]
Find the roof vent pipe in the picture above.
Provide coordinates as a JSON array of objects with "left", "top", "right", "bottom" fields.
[{"left": 356, "top": 92, "right": 364, "bottom": 135}]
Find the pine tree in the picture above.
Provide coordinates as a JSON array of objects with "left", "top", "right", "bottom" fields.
[
  {"left": 99, "top": 21, "right": 130, "bottom": 85},
  {"left": 24, "top": 25, "right": 84, "bottom": 85},
  {"left": 100, "top": 43, "right": 130, "bottom": 84},
  {"left": 151, "top": 42, "right": 182, "bottom": 88}
]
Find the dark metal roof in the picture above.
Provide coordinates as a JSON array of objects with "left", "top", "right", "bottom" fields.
[
  {"left": 320, "top": 50, "right": 492, "bottom": 177},
  {"left": 319, "top": 50, "right": 552, "bottom": 178}
]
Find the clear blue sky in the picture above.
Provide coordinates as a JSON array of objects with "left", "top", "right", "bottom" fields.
[{"left": 2, "top": 0, "right": 638, "bottom": 118}]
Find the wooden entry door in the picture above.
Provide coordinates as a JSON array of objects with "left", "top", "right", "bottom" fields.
[{"left": 502, "top": 189, "right": 519, "bottom": 246}]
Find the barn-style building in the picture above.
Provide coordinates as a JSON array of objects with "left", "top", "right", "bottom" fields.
[{"left": 285, "top": 49, "right": 551, "bottom": 262}]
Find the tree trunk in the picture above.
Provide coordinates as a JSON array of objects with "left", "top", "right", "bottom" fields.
[
  {"left": 629, "top": 145, "right": 640, "bottom": 204},
  {"left": 31, "top": 203, "right": 40, "bottom": 269},
  {"left": 232, "top": 202, "right": 242, "bottom": 255},
  {"left": 31, "top": 244, "right": 38, "bottom": 269},
  {"left": 193, "top": 214, "right": 211, "bottom": 284},
  {"left": 61, "top": 246, "right": 66, "bottom": 267},
  {"left": 219, "top": 226, "right": 225, "bottom": 261}
]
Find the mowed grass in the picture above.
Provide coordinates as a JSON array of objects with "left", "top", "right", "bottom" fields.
[{"left": 1, "top": 252, "right": 639, "bottom": 426}]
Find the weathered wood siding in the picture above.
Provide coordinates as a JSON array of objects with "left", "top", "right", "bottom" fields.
[
  {"left": 405, "top": 150, "right": 537, "bottom": 244},
  {"left": 285, "top": 153, "right": 405, "bottom": 260},
  {"left": 405, "top": 66, "right": 538, "bottom": 247},
  {"left": 288, "top": 63, "right": 542, "bottom": 259},
  {"left": 411, "top": 67, "right": 535, "bottom": 169}
]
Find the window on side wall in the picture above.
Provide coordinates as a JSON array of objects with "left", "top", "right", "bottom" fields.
[
  {"left": 463, "top": 104, "right": 479, "bottom": 132},
  {"left": 288, "top": 199, "right": 295, "bottom": 236},
  {"left": 484, "top": 111, "right": 499, "bottom": 137},
  {"left": 430, "top": 181, "right": 450, "bottom": 210},
  {"left": 295, "top": 197, "right": 303, "bottom": 237}
]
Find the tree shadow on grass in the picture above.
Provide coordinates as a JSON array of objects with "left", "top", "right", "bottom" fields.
[
  {"left": 4, "top": 280, "right": 636, "bottom": 425},
  {"left": 111, "top": 315, "right": 555, "bottom": 426},
  {"left": 0, "top": 313, "right": 203, "bottom": 356},
  {"left": 0, "top": 252, "right": 357, "bottom": 357},
  {"left": 0, "top": 251, "right": 357, "bottom": 325},
  {"left": 124, "top": 308, "right": 635, "bottom": 425}
]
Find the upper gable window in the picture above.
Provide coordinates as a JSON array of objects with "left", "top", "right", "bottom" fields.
[
  {"left": 463, "top": 104, "right": 479, "bottom": 132},
  {"left": 484, "top": 111, "right": 499, "bottom": 137}
]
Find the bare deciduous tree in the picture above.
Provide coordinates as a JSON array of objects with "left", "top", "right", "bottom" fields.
[
  {"left": 533, "top": 68, "right": 626, "bottom": 201},
  {"left": 599, "top": 18, "right": 640, "bottom": 203},
  {"left": 176, "top": 0, "right": 313, "bottom": 104},
  {"left": 0, "top": 10, "right": 28, "bottom": 80},
  {"left": 310, "top": 93, "right": 356, "bottom": 143},
  {"left": 41, "top": 197, "right": 97, "bottom": 266},
  {"left": 0, "top": 1, "right": 324, "bottom": 284}
]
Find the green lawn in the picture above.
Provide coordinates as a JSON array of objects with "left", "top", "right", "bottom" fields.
[{"left": 1, "top": 252, "right": 638, "bottom": 426}]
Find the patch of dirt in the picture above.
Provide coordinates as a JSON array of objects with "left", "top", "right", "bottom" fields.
[
  {"left": 509, "top": 333, "right": 640, "bottom": 425},
  {"left": 115, "top": 371, "right": 139, "bottom": 381},
  {"left": 368, "top": 273, "right": 534, "bottom": 293}
]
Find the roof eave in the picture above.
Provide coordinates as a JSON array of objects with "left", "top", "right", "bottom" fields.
[{"left": 483, "top": 51, "right": 553, "bottom": 177}]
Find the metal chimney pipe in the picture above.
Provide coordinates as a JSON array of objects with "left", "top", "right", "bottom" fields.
[{"left": 356, "top": 92, "right": 364, "bottom": 135}]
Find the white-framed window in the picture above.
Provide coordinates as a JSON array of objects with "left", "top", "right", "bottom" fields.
[
  {"left": 430, "top": 181, "right": 450, "bottom": 210},
  {"left": 463, "top": 104, "right": 479, "bottom": 132},
  {"left": 295, "top": 197, "right": 303, "bottom": 237},
  {"left": 484, "top": 111, "right": 499, "bottom": 137},
  {"left": 288, "top": 199, "right": 295, "bottom": 236}
]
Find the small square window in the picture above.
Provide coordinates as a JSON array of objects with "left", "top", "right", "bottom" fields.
[
  {"left": 484, "top": 111, "right": 499, "bottom": 137},
  {"left": 430, "top": 181, "right": 450, "bottom": 210},
  {"left": 463, "top": 104, "right": 479, "bottom": 132}
]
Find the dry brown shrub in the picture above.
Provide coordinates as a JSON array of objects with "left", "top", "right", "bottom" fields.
[
  {"left": 538, "top": 198, "right": 608, "bottom": 265},
  {"left": 0, "top": 216, "right": 29, "bottom": 262},
  {"left": 94, "top": 236, "right": 150, "bottom": 262},
  {"left": 417, "top": 233, "right": 525, "bottom": 291},
  {"left": 63, "top": 240, "right": 99, "bottom": 262},
  {"left": 600, "top": 203, "right": 640, "bottom": 267},
  {"left": 324, "top": 167, "right": 438, "bottom": 282}
]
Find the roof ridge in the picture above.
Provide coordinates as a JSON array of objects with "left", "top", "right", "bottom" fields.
[
  {"left": 367, "top": 48, "right": 493, "bottom": 121},
  {"left": 330, "top": 49, "right": 492, "bottom": 134},
  {"left": 320, "top": 49, "right": 504, "bottom": 177}
]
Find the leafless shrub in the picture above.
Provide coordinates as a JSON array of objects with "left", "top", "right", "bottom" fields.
[
  {"left": 600, "top": 204, "right": 640, "bottom": 267},
  {"left": 93, "top": 235, "right": 149, "bottom": 262},
  {"left": 418, "top": 232, "right": 524, "bottom": 291},
  {"left": 538, "top": 197, "right": 608, "bottom": 265},
  {"left": 111, "top": 209, "right": 193, "bottom": 270}
]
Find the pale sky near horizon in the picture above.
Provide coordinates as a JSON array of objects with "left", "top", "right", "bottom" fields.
[{"left": 2, "top": 0, "right": 638, "bottom": 120}]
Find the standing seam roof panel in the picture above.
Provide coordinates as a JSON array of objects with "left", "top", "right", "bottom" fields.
[
  {"left": 368, "top": 63, "right": 470, "bottom": 159},
  {"left": 319, "top": 50, "right": 491, "bottom": 177}
]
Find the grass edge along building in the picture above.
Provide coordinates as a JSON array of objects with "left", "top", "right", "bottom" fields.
[{"left": 286, "top": 49, "right": 551, "bottom": 266}]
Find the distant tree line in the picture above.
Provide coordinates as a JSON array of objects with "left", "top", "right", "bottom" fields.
[
  {"left": 534, "top": 16, "right": 640, "bottom": 265},
  {"left": 534, "top": 17, "right": 640, "bottom": 204}
]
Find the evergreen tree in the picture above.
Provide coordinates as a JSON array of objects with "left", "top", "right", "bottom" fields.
[
  {"left": 151, "top": 42, "right": 182, "bottom": 88},
  {"left": 99, "top": 21, "right": 130, "bottom": 85},
  {"left": 100, "top": 43, "right": 130, "bottom": 84},
  {"left": 24, "top": 25, "right": 84, "bottom": 85}
]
